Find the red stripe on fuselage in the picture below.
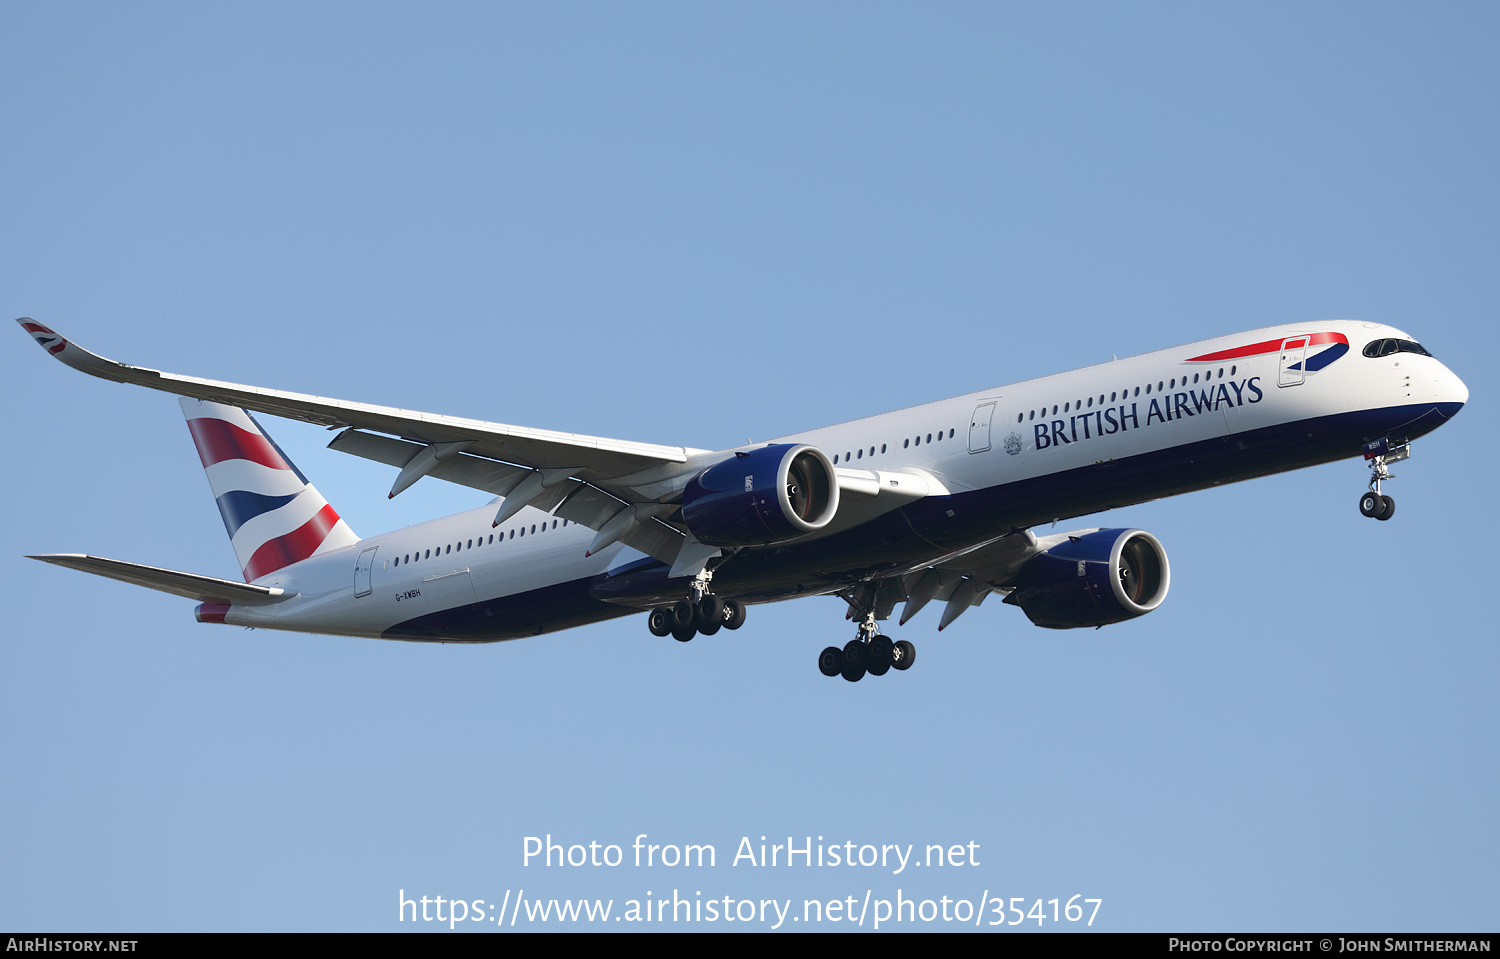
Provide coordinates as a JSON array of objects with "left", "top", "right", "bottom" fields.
[
  {"left": 1188, "top": 331, "right": 1347, "bottom": 363},
  {"left": 186, "top": 417, "right": 289, "bottom": 471},
  {"left": 242, "top": 503, "right": 343, "bottom": 582}
]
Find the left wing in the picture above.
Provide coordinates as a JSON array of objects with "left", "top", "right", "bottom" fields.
[
  {"left": 18, "top": 319, "right": 722, "bottom": 563},
  {"left": 19, "top": 320, "right": 936, "bottom": 573},
  {"left": 17, "top": 320, "right": 703, "bottom": 479}
]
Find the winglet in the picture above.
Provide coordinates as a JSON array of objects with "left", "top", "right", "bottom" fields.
[{"left": 15, "top": 318, "right": 165, "bottom": 385}]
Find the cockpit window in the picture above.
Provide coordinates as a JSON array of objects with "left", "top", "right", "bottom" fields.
[{"left": 1362, "top": 338, "right": 1433, "bottom": 358}]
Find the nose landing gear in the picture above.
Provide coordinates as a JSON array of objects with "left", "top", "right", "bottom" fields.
[{"left": 1359, "top": 437, "right": 1409, "bottom": 522}]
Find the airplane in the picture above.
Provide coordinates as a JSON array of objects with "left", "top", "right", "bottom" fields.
[{"left": 17, "top": 317, "right": 1468, "bottom": 681}]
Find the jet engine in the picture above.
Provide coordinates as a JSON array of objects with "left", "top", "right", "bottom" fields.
[
  {"left": 681, "top": 444, "right": 839, "bottom": 547},
  {"left": 1002, "top": 528, "right": 1169, "bottom": 629}
]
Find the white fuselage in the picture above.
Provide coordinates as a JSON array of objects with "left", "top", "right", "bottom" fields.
[{"left": 227, "top": 320, "right": 1467, "bottom": 641}]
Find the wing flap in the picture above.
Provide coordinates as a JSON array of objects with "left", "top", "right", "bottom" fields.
[
  {"left": 28, "top": 554, "right": 296, "bottom": 605},
  {"left": 328, "top": 429, "right": 532, "bottom": 497}
]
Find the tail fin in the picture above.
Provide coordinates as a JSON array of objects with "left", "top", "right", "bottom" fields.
[{"left": 180, "top": 398, "right": 359, "bottom": 582}]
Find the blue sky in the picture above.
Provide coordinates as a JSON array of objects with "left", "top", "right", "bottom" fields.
[{"left": 3, "top": 3, "right": 1496, "bottom": 931}]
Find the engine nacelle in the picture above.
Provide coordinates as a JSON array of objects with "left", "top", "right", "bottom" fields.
[
  {"left": 1003, "top": 528, "right": 1170, "bottom": 629},
  {"left": 681, "top": 444, "right": 839, "bottom": 548}
]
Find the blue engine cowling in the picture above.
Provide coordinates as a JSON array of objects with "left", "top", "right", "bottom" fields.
[
  {"left": 681, "top": 444, "right": 839, "bottom": 548},
  {"left": 1002, "top": 528, "right": 1170, "bottom": 629}
]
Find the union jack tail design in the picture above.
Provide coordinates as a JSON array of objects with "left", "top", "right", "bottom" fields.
[{"left": 180, "top": 398, "right": 359, "bottom": 583}]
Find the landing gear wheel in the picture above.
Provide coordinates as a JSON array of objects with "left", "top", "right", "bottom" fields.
[
  {"left": 672, "top": 599, "right": 696, "bottom": 628},
  {"left": 866, "top": 635, "right": 893, "bottom": 676},
  {"left": 671, "top": 622, "right": 696, "bottom": 643},
  {"left": 722, "top": 599, "right": 746, "bottom": 630},
  {"left": 891, "top": 639, "right": 916, "bottom": 671},
  {"left": 818, "top": 646, "right": 842, "bottom": 677},
  {"left": 840, "top": 639, "right": 867, "bottom": 682},
  {"left": 647, "top": 608, "right": 673, "bottom": 637},
  {"left": 694, "top": 594, "right": 724, "bottom": 630},
  {"left": 1376, "top": 494, "right": 1395, "bottom": 521},
  {"left": 1359, "top": 492, "right": 1382, "bottom": 518}
]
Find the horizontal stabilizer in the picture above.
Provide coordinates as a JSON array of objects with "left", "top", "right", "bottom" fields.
[{"left": 27, "top": 554, "right": 296, "bottom": 605}]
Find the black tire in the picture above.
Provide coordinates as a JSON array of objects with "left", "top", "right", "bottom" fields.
[
  {"left": 1376, "top": 494, "right": 1395, "bottom": 521},
  {"left": 722, "top": 599, "right": 746, "bottom": 630},
  {"left": 840, "top": 639, "right": 867, "bottom": 681},
  {"left": 647, "top": 608, "right": 673, "bottom": 637},
  {"left": 891, "top": 639, "right": 917, "bottom": 671},
  {"left": 867, "top": 634, "right": 894, "bottom": 674},
  {"left": 694, "top": 594, "right": 724, "bottom": 630},
  {"left": 1359, "top": 492, "right": 1382, "bottom": 518},
  {"left": 671, "top": 622, "right": 696, "bottom": 643},
  {"left": 818, "top": 646, "right": 842, "bottom": 677},
  {"left": 672, "top": 599, "right": 696, "bottom": 628}
]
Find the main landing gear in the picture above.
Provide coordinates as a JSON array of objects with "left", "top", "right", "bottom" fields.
[
  {"left": 1358, "top": 437, "right": 1409, "bottom": 522},
  {"left": 818, "top": 610, "right": 916, "bottom": 683},
  {"left": 644, "top": 570, "right": 746, "bottom": 642}
]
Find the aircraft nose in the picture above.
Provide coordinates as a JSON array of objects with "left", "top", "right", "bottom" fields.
[{"left": 1437, "top": 362, "right": 1468, "bottom": 414}]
